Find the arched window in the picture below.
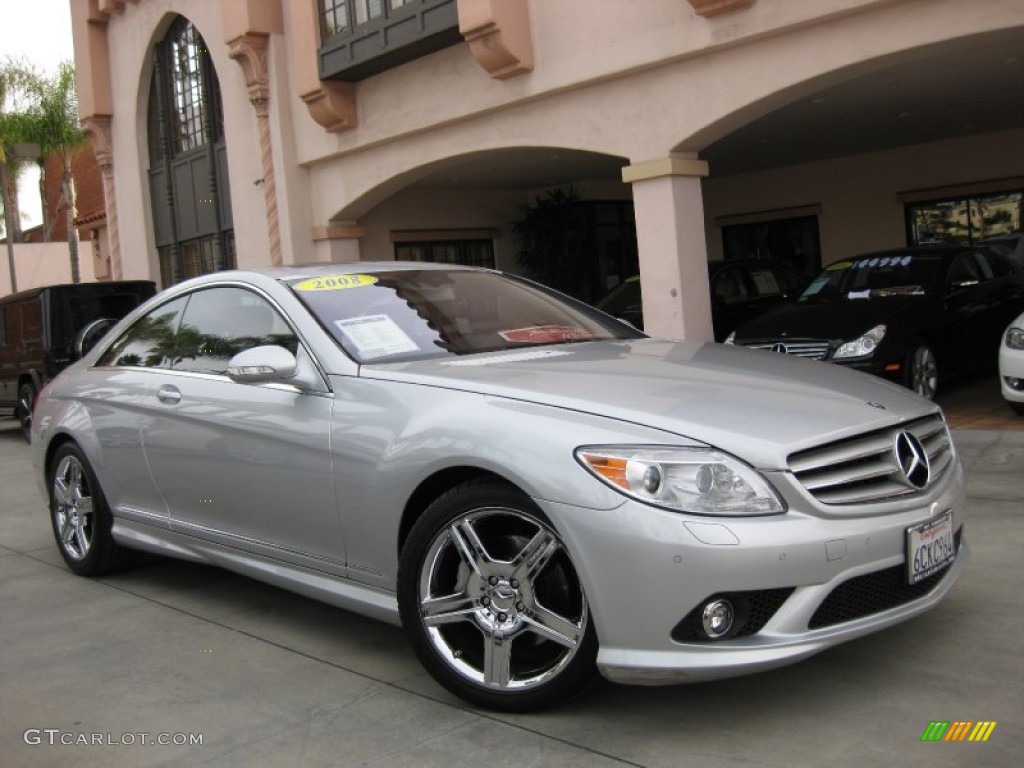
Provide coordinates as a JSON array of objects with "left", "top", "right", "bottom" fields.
[{"left": 147, "top": 17, "right": 234, "bottom": 286}]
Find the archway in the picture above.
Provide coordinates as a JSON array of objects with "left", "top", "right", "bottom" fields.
[{"left": 146, "top": 16, "right": 235, "bottom": 286}]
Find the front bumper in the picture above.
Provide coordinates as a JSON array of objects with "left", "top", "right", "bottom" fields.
[
  {"left": 538, "top": 461, "right": 967, "bottom": 685},
  {"left": 999, "top": 343, "right": 1024, "bottom": 404}
]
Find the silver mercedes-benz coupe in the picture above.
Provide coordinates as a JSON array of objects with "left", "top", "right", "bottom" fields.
[{"left": 31, "top": 263, "right": 967, "bottom": 711}]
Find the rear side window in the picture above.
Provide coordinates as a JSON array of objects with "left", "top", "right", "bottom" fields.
[
  {"left": 746, "top": 267, "right": 785, "bottom": 298},
  {"left": 2, "top": 304, "right": 23, "bottom": 346},
  {"left": 711, "top": 267, "right": 749, "bottom": 305},
  {"left": 171, "top": 287, "right": 298, "bottom": 375},
  {"left": 22, "top": 300, "right": 42, "bottom": 342},
  {"left": 97, "top": 297, "right": 188, "bottom": 369}
]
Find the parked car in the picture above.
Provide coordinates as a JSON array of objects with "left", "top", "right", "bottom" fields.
[
  {"left": 33, "top": 263, "right": 966, "bottom": 711},
  {"left": 596, "top": 259, "right": 808, "bottom": 341},
  {"left": 1, "top": 281, "right": 156, "bottom": 440},
  {"left": 999, "top": 311, "right": 1024, "bottom": 414},
  {"left": 725, "top": 246, "right": 1024, "bottom": 399}
]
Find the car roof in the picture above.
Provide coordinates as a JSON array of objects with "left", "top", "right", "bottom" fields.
[{"left": 254, "top": 261, "right": 482, "bottom": 283}]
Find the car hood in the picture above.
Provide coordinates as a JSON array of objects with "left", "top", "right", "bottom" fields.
[
  {"left": 362, "top": 339, "right": 936, "bottom": 469},
  {"left": 734, "top": 297, "right": 932, "bottom": 340}
]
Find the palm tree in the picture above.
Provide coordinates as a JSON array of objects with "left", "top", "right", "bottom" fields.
[
  {"left": 1, "top": 60, "right": 88, "bottom": 279},
  {"left": 28, "top": 62, "right": 89, "bottom": 281},
  {"left": 0, "top": 58, "right": 39, "bottom": 243}
]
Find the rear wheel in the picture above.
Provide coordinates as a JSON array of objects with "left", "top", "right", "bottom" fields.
[
  {"left": 18, "top": 381, "right": 36, "bottom": 443},
  {"left": 398, "top": 481, "right": 597, "bottom": 711},
  {"left": 904, "top": 341, "right": 938, "bottom": 400},
  {"left": 49, "top": 443, "right": 136, "bottom": 575}
]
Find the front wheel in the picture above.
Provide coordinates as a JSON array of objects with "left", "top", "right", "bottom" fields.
[
  {"left": 904, "top": 341, "right": 938, "bottom": 400},
  {"left": 398, "top": 481, "right": 597, "bottom": 711}
]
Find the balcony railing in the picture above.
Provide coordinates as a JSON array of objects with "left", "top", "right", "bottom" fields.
[{"left": 319, "top": 0, "right": 461, "bottom": 81}]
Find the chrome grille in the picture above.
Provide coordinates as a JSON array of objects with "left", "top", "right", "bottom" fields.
[
  {"left": 743, "top": 340, "right": 830, "bottom": 360},
  {"left": 788, "top": 414, "right": 954, "bottom": 505}
]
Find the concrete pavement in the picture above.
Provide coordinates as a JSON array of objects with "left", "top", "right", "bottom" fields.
[{"left": 1, "top": 416, "right": 1021, "bottom": 767}]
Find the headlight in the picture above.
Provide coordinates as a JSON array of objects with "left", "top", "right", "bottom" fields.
[
  {"left": 723, "top": 331, "right": 736, "bottom": 345},
  {"left": 1006, "top": 326, "right": 1024, "bottom": 350},
  {"left": 833, "top": 324, "right": 886, "bottom": 360},
  {"left": 575, "top": 446, "right": 785, "bottom": 516}
]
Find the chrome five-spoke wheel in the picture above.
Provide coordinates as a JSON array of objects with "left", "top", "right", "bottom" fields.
[
  {"left": 48, "top": 443, "right": 136, "bottom": 576},
  {"left": 52, "top": 454, "right": 95, "bottom": 561},
  {"left": 399, "top": 482, "right": 596, "bottom": 711}
]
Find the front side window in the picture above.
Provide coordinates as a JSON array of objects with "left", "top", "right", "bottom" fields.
[
  {"left": 291, "top": 269, "right": 640, "bottom": 364},
  {"left": 974, "top": 249, "right": 1017, "bottom": 280},
  {"left": 172, "top": 288, "right": 298, "bottom": 375},
  {"left": 97, "top": 297, "right": 188, "bottom": 369}
]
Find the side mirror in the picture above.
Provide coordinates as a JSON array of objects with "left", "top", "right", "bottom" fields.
[
  {"left": 74, "top": 318, "right": 115, "bottom": 360},
  {"left": 227, "top": 345, "right": 299, "bottom": 384},
  {"left": 227, "top": 345, "right": 325, "bottom": 392}
]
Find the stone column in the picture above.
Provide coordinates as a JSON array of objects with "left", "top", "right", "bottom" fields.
[
  {"left": 81, "top": 115, "right": 122, "bottom": 281},
  {"left": 623, "top": 155, "right": 713, "bottom": 342},
  {"left": 228, "top": 33, "right": 282, "bottom": 265}
]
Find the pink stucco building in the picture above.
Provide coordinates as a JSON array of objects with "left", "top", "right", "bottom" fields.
[{"left": 70, "top": 0, "right": 1024, "bottom": 340}]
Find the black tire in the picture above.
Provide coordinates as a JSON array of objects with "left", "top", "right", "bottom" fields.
[
  {"left": 48, "top": 443, "right": 136, "bottom": 576},
  {"left": 398, "top": 480, "right": 597, "bottom": 712},
  {"left": 1009, "top": 401, "right": 1024, "bottom": 416},
  {"left": 18, "top": 381, "right": 36, "bottom": 443},
  {"left": 904, "top": 340, "right": 938, "bottom": 400}
]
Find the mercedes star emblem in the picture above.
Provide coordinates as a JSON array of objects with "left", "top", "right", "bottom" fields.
[{"left": 894, "top": 431, "right": 930, "bottom": 489}]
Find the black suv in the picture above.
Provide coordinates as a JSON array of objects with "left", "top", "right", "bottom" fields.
[{"left": 1, "top": 281, "right": 156, "bottom": 440}]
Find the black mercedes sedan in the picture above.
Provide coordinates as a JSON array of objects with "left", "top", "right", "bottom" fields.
[
  {"left": 597, "top": 260, "right": 807, "bottom": 342},
  {"left": 725, "top": 246, "right": 1024, "bottom": 399}
]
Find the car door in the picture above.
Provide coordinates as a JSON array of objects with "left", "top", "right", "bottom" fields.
[
  {"left": 87, "top": 294, "right": 191, "bottom": 526},
  {"left": 975, "top": 248, "right": 1024, "bottom": 333},
  {"left": 942, "top": 251, "right": 1004, "bottom": 376},
  {"left": 140, "top": 285, "right": 345, "bottom": 575}
]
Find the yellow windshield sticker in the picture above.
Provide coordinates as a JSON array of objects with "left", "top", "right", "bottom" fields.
[
  {"left": 826, "top": 261, "right": 852, "bottom": 271},
  {"left": 293, "top": 275, "right": 378, "bottom": 291}
]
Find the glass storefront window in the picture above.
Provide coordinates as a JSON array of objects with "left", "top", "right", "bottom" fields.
[{"left": 907, "top": 190, "right": 1022, "bottom": 246}]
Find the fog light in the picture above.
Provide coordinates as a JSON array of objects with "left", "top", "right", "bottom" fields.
[
  {"left": 1005, "top": 376, "right": 1024, "bottom": 392},
  {"left": 701, "top": 599, "right": 734, "bottom": 639}
]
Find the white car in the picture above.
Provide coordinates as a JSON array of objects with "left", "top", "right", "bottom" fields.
[{"left": 999, "top": 311, "right": 1024, "bottom": 414}]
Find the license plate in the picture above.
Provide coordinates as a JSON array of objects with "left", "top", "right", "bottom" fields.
[{"left": 906, "top": 511, "right": 955, "bottom": 585}]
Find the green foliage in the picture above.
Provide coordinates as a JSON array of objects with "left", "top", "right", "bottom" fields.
[
  {"left": 512, "top": 186, "right": 590, "bottom": 299},
  {"left": 3, "top": 60, "right": 86, "bottom": 164},
  {"left": 0, "top": 57, "right": 45, "bottom": 159}
]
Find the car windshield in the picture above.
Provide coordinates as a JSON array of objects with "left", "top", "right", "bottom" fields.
[
  {"left": 289, "top": 269, "right": 641, "bottom": 363},
  {"left": 798, "top": 254, "right": 945, "bottom": 304}
]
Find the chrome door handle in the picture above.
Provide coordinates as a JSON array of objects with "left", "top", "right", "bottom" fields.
[{"left": 156, "top": 384, "right": 181, "bottom": 404}]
